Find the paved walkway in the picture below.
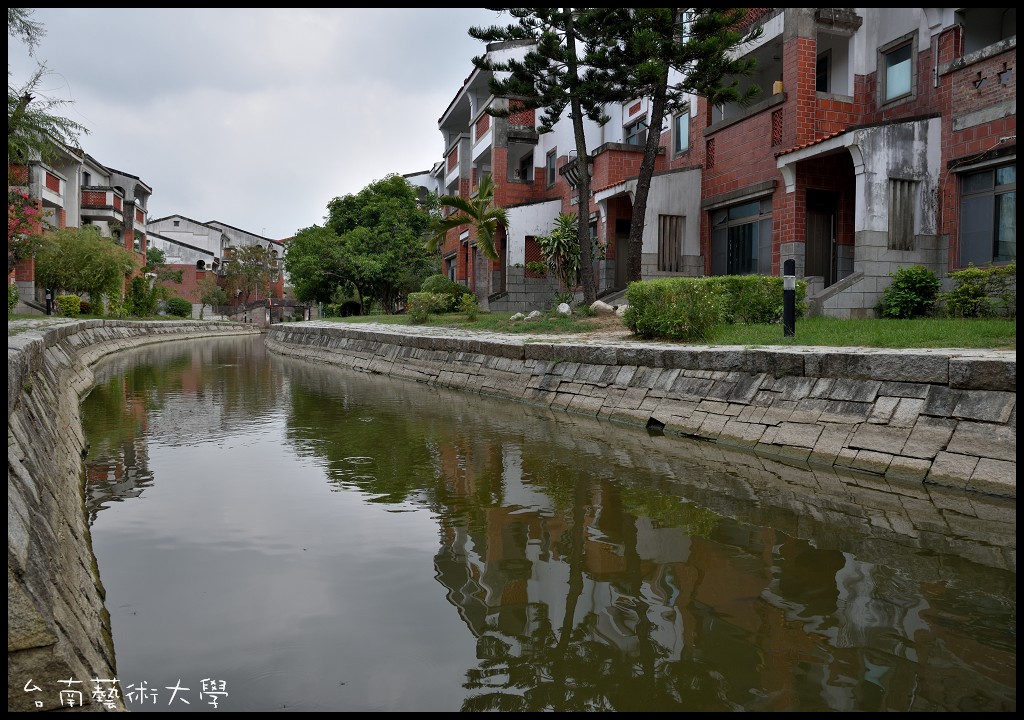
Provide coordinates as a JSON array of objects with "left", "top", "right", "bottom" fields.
[{"left": 293, "top": 320, "right": 1016, "bottom": 360}]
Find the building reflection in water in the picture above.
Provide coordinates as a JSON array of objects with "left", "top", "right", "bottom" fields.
[{"left": 82, "top": 337, "right": 1015, "bottom": 712}]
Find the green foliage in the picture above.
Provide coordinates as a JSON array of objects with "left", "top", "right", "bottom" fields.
[
  {"left": 420, "top": 273, "right": 472, "bottom": 310},
  {"left": 622, "top": 275, "right": 806, "bottom": 341},
  {"left": 287, "top": 175, "right": 435, "bottom": 312},
  {"left": 535, "top": 213, "right": 581, "bottom": 296},
  {"left": 878, "top": 265, "right": 941, "bottom": 319},
  {"left": 8, "top": 9, "right": 90, "bottom": 180},
  {"left": 8, "top": 188, "right": 43, "bottom": 273},
  {"left": 623, "top": 277, "right": 726, "bottom": 342},
  {"left": 941, "top": 261, "right": 1016, "bottom": 319},
  {"left": 709, "top": 275, "right": 808, "bottom": 324},
  {"left": 458, "top": 292, "right": 479, "bottom": 320},
  {"left": 78, "top": 299, "right": 92, "bottom": 315},
  {"left": 222, "top": 244, "right": 277, "bottom": 305},
  {"left": 105, "top": 297, "right": 128, "bottom": 319},
  {"left": 34, "top": 225, "right": 138, "bottom": 300},
  {"left": 8, "top": 283, "right": 20, "bottom": 313},
  {"left": 125, "top": 275, "right": 157, "bottom": 317},
  {"left": 424, "top": 173, "right": 509, "bottom": 261},
  {"left": 406, "top": 292, "right": 449, "bottom": 324},
  {"left": 194, "top": 274, "right": 227, "bottom": 319},
  {"left": 55, "top": 294, "right": 80, "bottom": 317},
  {"left": 165, "top": 296, "right": 192, "bottom": 318}
]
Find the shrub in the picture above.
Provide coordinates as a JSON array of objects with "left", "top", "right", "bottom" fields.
[
  {"left": 125, "top": 275, "right": 158, "bottom": 317},
  {"left": 166, "top": 297, "right": 193, "bottom": 318},
  {"left": 56, "top": 294, "right": 81, "bottom": 317},
  {"left": 420, "top": 274, "right": 471, "bottom": 311},
  {"left": 941, "top": 261, "right": 1016, "bottom": 319},
  {"left": 78, "top": 299, "right": 93, "bottom": 315},
  {"left": 709, "top": 275, "right": 808, "bottom": 324},
  {"left": 458, "top": 292, "right": 479, "bottom": 320},
  {"left": 8, "top": 284, "right": 19, "bottom": 314},
  {"left": 878, "top": 265, "right": 941, "bottom": 319},
  {"left": 623, "top": 277, "right": 726, "bottom": 342},
  {"left": 406, "top": 292, "right": 449, "bottom": 324}
]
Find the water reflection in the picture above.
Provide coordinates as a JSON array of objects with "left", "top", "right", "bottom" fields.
[{"left": 81, "top": 336, "right": 1016, "bottom": 712}]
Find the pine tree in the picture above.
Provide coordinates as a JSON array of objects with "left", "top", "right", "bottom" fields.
[
  {"left": 587, "top": 8, "right": 763, "bottom": 283},
  {"left": 469, "top": 8, "right": 611, "bottom": 305}
]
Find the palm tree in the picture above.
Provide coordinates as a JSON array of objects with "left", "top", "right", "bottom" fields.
[{"left": 424, "top": 173, "right": 509, "bottom": 262}]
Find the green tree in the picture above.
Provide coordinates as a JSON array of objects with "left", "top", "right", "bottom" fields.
[
  {"left": 587, "top": 9, "right": 762, "bottom": 283},
  {"left": 283, "top": 224, "right": 347, "bottom": 305},
  {"left": 8, "top": 8, "right": 89, "bottom": 181},
  {"left": 470, "top": 9, "right": 611, "bottom": 305},
  {"left": 194, "top": 274, "right": 227, "bottom": 320},
  {"left": 323, "top": 174, "right": 436, "bottom": 313},
  {"left": 425, "top": 172, "right": 509, "bottom": 262},
  {"left": 34, "top": 225, "right": 138, "bottom": 305},
  {"left": 222, "top": 244, "right": 276, "bottom": 305}
]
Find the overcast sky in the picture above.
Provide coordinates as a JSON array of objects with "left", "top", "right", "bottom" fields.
[{"left": 8, "top": 8, "right": 504, "bottom": 240}]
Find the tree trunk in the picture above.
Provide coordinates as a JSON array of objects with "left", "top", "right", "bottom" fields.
[
  {"left": 626, "top": 67, "right": 670, "bottom": 284},
  {"left": 565, "top": 8, "right": 598, "bottom": 305}
]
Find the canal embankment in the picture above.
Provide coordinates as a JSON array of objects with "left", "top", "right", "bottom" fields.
[
  {"left": 7, "top": 319, "right": 261, "bottom": 712},
  {"left": 266, "top": 321, "right": 1015, "bottom": 500}
]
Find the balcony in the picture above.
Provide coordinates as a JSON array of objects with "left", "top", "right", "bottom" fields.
[{"left": 80, "top": 187, "right": 125, "bottom": 226}]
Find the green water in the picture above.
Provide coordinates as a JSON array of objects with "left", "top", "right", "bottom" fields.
[{"left": 80, "top": 335, "right": 1016, "bottom": 712}]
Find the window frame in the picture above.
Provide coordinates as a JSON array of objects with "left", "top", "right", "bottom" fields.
[
  {"left": 878, "top": 32, "right": 917, "bottom": 106},
  {"left": 709, "top": 197, "right": 773, "bottom": 276},
  {"left": 673, "top": 106, "right": 690, "bottom": 155},
  {"left": 624, "top": 118, "right": 648, "bottom": 146},
  {"left": 815, "top": 51, "right": 831, "bottom": 93},
  {"left": 958, "top": 162, "right": 1016, "bottom": 267},
  {"left": 546, "top": 150, "right": 557, "bottom": 187}
]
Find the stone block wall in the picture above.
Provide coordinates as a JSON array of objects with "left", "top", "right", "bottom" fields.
[
  {"left": 266, "top": 323, "right": 1015, "bottom": 499},
  {"left": 7, "top": 320, "right": 261, "bottom": 712}
]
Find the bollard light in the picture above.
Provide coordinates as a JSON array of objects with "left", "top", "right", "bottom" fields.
[{"left": 783, "top": 259, "right": 795, "bottom": 337}]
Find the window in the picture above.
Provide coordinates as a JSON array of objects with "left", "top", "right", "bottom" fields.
[
  {"left": 82, "top": 171, "right": 91, "bottom": 186},
  {"left": 673, "top": 108, "right": 690, "bottom": 154},
  {"left": 960, "top": 163, "right": 1016, "bottom": 266},
  {"left": 879, "top": 35, "right": 915, "bottom": 104},
  {"left": 658, "top": 215, "right": 684, "bottom": 272},
  {"left": 624, "top": 118, "right": 648, "bottom": 146},
  {"left": 816, "top": 52, "right": 830, "bottom": 93},
  {"left": 710, "top": 198, "right": 773, "bottom": 276},
  {"left": 546, "top": 150, "right": 557, "bottom": 187},
  {"left": 517, "top": 152, "right": 533, "bottom": 182}
]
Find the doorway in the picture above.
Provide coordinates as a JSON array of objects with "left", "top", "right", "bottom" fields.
[{"left": 805, "top": 190, "right": 837, "bottom": 287}]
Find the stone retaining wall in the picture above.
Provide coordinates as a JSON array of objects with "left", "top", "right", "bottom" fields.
[
  {"left": 266, "top": 323, "right": 1016, "bottom": 499},
  {"left": 7, "top": 320, "right": 261, "bottom": 712}
]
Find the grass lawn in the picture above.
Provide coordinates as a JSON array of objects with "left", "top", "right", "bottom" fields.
[{"left": 325, "top": 312, "right": 1016, "bottom": 351}]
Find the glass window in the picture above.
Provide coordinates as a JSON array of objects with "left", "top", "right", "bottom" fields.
[
  {"left": 624, "top": 118, "right": 648, "bottom": 146},
  {"left": 673, "top": 109, "right": 690, "bottom": 154},
  {"left": 546, "top": 151, "right": 557, "bottom": 187},
  {"left": 884, "top": 42, "right": 912, "bottom": 101},
  {"left": 710, "top": 199, "right": 773, "bottom": 276},
  {"left": 960, "top": 164, "right": 1016, "bottom": 266}
]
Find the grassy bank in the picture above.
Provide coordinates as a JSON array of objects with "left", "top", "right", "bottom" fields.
[{"left": 328, "top": 312, "right": 1015, "bottom": 350}]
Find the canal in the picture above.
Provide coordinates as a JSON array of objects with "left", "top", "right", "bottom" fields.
[{"left": 80, "top": 335, "right": 1016, "bottom": 712}]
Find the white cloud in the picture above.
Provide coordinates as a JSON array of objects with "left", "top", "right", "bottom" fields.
[{"left": 8, "top": 8, "right": 502, "bottom": 239}]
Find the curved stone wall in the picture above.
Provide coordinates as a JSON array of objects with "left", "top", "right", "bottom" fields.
[
  {"left": 266, "top": 322, "right": 1016, "bottom": 499},
  {"left": 7, "top": 320, "right": 261, "bottom": 713}
]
